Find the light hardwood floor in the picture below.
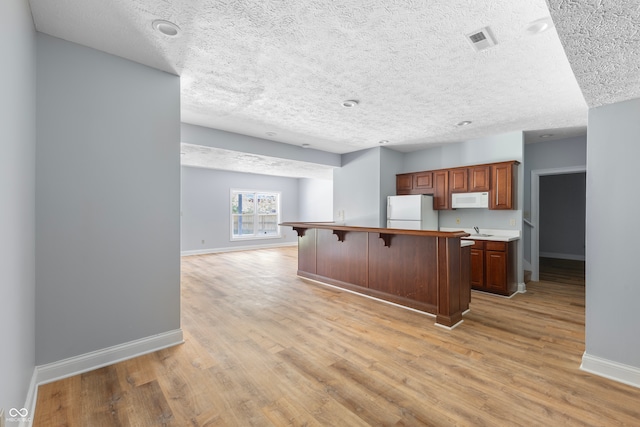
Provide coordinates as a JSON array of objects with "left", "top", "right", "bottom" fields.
[{"left": 34, "top": 247, "right": 639, "bottom": 426}]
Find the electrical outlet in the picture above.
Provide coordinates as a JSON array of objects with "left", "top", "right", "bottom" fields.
[
  {"left": 456, "top": 217, "right": 461, "bottom": 224},
  {"left": 509, "top": 218, "right": 516, "bottom": 226}
]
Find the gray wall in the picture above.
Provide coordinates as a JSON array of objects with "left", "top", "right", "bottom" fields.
[
  {"left": 181, "top": 166, "right": 300, "bottom": 252},
  {"left": 0, "top": 0, "right": 36, "bottom": 410},
  {"left": 539, "top": 173, "right": 586, "bottom": 260},
  {"left": 299, "top": 178, "right": 333, "bottom": 222},
  {"left": 334, "top": 148, "right": 382, "bottom": 226},
  {"left": 586, "top": 98, "right": 640, "bottom": 368},
  {"left": 36, "top": 34, "right": 181, "bottom": 364}
]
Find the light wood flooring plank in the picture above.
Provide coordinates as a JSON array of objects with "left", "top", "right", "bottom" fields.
[{"left": 33, "top": 247, "right": 640, "bottom": 426}]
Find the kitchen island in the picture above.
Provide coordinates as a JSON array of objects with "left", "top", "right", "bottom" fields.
[{"left": 280, "top": 222, "right": 471, "bottom": 328}]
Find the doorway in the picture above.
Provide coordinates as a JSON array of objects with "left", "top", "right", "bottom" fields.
[{"left": 530, "top": 166, "right": 586, "bottom": 281}]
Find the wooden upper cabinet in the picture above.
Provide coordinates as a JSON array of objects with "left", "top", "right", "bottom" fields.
[
  {"left": 490, "top": 162, "right": 517, "bottom": 210},
  {"left": 413, "top": 171, "right": 434, "bottom": 191},
  {"left": 469, "top": 165, "right": 491, "bottom": 192},
  {"left": 433, "top": 170, "right": 450, "bottom": 210},
  {"left": 396, "top": 173, "right": 413, "bottom": 195},
  {"left": 396, "top": 160, "right": 518, "bottom": 210},
  {"left": 449, "top": 168, "right": 468, "bottom": 193}
]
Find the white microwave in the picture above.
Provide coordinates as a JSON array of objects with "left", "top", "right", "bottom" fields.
[{"left": 451, "top": 192, "right": 489, "bottom": 209}]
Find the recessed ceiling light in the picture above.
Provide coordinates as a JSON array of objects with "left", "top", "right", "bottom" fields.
[
  {"left": 301, "top": 143, "right": 311, "bottom": 148},
  {"left": 152, "top": 19, "right": 180, "bottom": 37},
  {"left": 379, "top": 140, "right": 389, "bottom": 145},
  {"left": 342, "top": 100, "right": 359, "bottom": 108},
  {"left": 266, "top": 131, "right": 277, "bottom": 137},
  {"left": 539, "top": 133, "right": 554, "bottom": 138},
  {"left": 457, "top": 120, "right": 472, "bottom": 127},
  {"left": 525, "top": 17, "right": 554, "bottom": 35}
]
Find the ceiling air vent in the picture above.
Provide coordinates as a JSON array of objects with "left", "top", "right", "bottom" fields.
[{"left": 466, "top": 26, "right": 497, "bottom": 51}]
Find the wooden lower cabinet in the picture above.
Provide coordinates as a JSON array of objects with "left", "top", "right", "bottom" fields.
[
  {"left": 468, "top": 240, "right": 517, "bottom": 296},
  {"left": 485, "top": 250, "right": 507, "bottom": 293},
  {"left": 470, "top": 243, "right": 484, "bottom": 288}
]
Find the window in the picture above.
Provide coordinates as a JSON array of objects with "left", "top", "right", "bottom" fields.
[{"left": 231, "top": 190, "right": 281, "bottom": 240}]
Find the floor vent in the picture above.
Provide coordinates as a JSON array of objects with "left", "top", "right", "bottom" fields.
[{"left": 466, "top": 26, "right": 497, "bottom": 51}]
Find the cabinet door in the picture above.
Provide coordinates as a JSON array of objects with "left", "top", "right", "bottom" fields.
[
  {"left": 490, "top": 163, "right": 513, "bottom": 209},
  {"left": 449, "top": 168, "right": 468, "bottom": 193},
  {"left": 485, "top": 250, "right": 507, "bottom": 294},
  {"left": 470, "top": 249, "right": 484, "bottom": 289},
  {"left": 396, "top": 174, "right": 413, "bottom": 195},
  {"left": 433, "top": 170, "right": 450, "bottom": 210},
  {"left": 414, "top": 172, "right": 434, "bottom": 191},
  {"left": 469, "top": 166, "right": 490, "bottom": 192}
]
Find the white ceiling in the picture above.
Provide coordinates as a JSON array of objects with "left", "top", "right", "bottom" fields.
[{"left": 28, "top": 1, "right": 636, "bottom": 176}]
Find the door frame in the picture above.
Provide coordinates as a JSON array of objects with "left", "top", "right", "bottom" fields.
[{"left": 530, "top": 166, "right": 586, "bottom": 281}]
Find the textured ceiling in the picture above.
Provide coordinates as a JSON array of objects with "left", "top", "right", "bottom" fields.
[
  {"left": 180, "top": 143, "right": 334, "bottom": 180},
  {"left": 547, "top": 0, "right": 640, "bottom": 108},
  {"left": 29, "top": 0, "right": 591, "bottom": 159}
]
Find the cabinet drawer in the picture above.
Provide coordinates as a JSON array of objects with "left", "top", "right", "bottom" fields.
[
  {"left": 466, "top": 240, "right": 484, "bottom": 250},
  {"left": 485, "top": 241, "right": 507, "bottom": 252}
]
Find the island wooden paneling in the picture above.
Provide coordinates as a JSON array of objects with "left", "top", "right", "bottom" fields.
[
  {"left": 316, "top": 229, "right": 368, "bottom": 288},
  {"left": 283, "top": 222, "right": 470, "bottom": 328},
  {"left": 437, "top": 237, "right": 463, "bottom": 327},
  {"left": 297, "top": 227, "right": 317, "bottom": 274},
  {"left": 368, "top": 233, "right": 438, "bottom": 311}
]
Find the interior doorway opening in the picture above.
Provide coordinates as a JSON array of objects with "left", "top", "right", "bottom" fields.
[{"left": 530, "top": 166, "right": 586, "bottom": 281}]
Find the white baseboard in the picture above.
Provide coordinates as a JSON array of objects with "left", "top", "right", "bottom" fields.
[
  {"left": 181, "top": 241, "right": 296, "bottom": 256},
  {"left": 517, "top": 282, "right": 527, "bottom": 293},
  {"left": 581, "top": 352, "right": 640, "bottom": 389},
  {"left": 21, "top": 329, "right": 184, "bottom": 426},
  {"left": 539, "top": 251, "right": 585, "bottom": 261}
]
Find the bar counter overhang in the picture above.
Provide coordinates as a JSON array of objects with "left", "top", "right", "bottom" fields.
[{"left": 280, "top": 222, "right": 472, "bottom": 329}]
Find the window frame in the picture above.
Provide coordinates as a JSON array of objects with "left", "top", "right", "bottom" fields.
[{"left": 229, "top": 189, "right": 282, "bottom": 241}]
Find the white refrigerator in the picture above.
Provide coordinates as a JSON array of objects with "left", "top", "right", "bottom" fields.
[{"left": 386, "top": 194, "right": 439, "bottom": 230}]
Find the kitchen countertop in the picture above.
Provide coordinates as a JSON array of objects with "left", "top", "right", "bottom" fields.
[
  {"left": 440, "top": 227, "right": 520, "bottom": 242},
  {"left": 281, "top": 222, "right": 469, "bottom": 238}
]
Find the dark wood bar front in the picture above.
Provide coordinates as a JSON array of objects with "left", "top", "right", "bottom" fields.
[{"left": 281, "top": 222, "right": 471, "bottom": 329}]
